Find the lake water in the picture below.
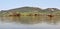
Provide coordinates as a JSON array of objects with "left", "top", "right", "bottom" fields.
[{"left": 0, "top": 16, "right": 60, "bottom": 29}]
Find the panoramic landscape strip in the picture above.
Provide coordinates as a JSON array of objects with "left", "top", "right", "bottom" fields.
[{"left": 0, "top": 7, "right": 60, "bottom": 17}]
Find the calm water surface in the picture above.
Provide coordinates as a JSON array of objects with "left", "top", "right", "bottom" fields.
[{"left": 0, "top": 16, "right": 60, "bottom": 29}]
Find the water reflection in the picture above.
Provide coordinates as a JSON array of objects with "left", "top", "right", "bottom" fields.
[{"left": 0, "top": 15, "right": 60, "bottom": 24}]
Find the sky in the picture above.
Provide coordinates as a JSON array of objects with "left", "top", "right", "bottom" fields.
[{"left": 0, "top": 0, "right": 60, "bottom": 10}]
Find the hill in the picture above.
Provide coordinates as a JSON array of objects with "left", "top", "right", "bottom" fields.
[{"left": 0, "top": 7, "right": 60, "bottom": 16}]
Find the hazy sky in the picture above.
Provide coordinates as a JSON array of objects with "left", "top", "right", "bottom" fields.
[{"left": 0, "top": 0, "right": 60, "bottom": 10}]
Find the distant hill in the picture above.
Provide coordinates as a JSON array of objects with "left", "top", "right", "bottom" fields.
[
  {"left": 0, "top": 6, "right": 60, "bottom": 16},
  {"left": 44, "top": 8, "right": 60, "bottom": 12},
  {"left": 1, "top": 7, "right": 60, "bottom": 12},
  {"left": 7, "top": 7, "right": 42, "bottom": 12}
]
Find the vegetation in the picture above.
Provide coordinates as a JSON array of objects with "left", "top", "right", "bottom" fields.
[{"left": 0, "top": 7, "right": 60, "bottom": 16}]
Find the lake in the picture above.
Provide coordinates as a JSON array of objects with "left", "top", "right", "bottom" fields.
[{"left": 0, "top": 15, "right": 60, "bottom": 29}]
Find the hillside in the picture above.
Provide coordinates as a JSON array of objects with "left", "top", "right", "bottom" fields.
[
  {"left": 7, "top": 7, "right": 42, "bottom": 12},
  {"left": 44, "top": 8, "right": 59, "bottom": 12},
  {"left": 0, "top": 7, "right": 60, "bottom": 16}
]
